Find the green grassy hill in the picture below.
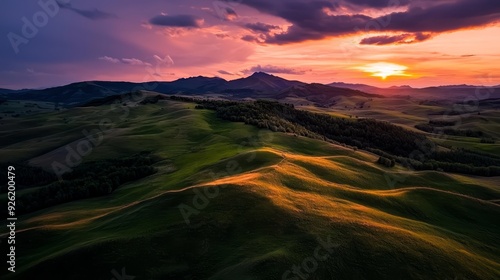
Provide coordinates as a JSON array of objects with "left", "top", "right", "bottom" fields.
[{"left": 1, "top": 95, "right": 499, "bottom": 279}]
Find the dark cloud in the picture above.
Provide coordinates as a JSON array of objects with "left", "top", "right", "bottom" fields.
[
  {"left": 346, "top": 0, "right": 411, "bottom": 8},
  {"left": 243, "top": 65, "right": 307, "bottom": 75},
  {"left": 379, "top": 0, "right": 500, "bottom": 33},
  {"left": 212, "top": 1, "right": 240, "bottom": 21},
  {"left": 244, "top": 22, "right": 280, "bottom": 33},
  {"left": 58, "top": 2, "right": 115, "bottom": 20},
  {"left": 238, "top": 0, "right": 500, "bottom": 44},
  {"left": 239, "top": 0, "right": 372, "bottom": 44},
  {"left": 360, "top": 32, "right": 432, "bottom": 45},
  {"left": 218, "top": 70, "right": 235, "bottom": 75},
  {"left": 241, "top": 35, "right": 260, "bottom": 42},
  {"left": 216, "top": 33, "right": 230, "bottom": 39},
  {"left": 149, "top": 14, "right": 204, "bottom": 28},
  {"left": 224, "top": 7, "right": 238, "bottom": 21}
]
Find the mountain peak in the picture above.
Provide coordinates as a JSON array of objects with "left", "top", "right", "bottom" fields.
[
  {"left": 178, "top": 75, "right": 225, "bottom": 81},
  {"left": 249, "top": 71, "right": 274, "bottom": 78}
]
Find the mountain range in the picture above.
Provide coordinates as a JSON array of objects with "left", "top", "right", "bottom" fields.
[
  {"left": 1, "top": 72, "right": 499, "bottom": 106},
  {"left": 328, "top": 81, "right": 500, "bottom": 100}
]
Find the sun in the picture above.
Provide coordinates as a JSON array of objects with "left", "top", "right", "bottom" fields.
[{"left": 356, "top": 62, "right": 411, "bottom": 80}]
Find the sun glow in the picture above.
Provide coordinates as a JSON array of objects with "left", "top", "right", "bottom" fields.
[{"left": 356, "top": 62, "right": 411, "bottom": 80}]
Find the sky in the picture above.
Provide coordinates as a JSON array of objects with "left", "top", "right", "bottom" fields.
[{"left": 1, "top": 0, "right": 499, "bottom": 89}]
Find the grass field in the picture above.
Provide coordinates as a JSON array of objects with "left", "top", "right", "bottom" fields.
[{"left": 0, "top": 95, "right": 499, "bottom": 279}]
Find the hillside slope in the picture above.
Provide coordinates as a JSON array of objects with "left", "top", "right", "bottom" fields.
[{"left": 0, "top": 97, "right": 499, "bottom": 280}]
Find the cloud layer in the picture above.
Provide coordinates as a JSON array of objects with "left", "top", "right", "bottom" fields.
[
  {"left": 360, "top": 32, "right": 433, "bottom": 45},
  {"left": 1, "top": 0, "right": 499, "bottom": 89},
  {"left": 237, "top": 0, "right": 500, "bottom": 44},
  {"left": 243, "top": 65, "right": 307, "bottom": 75}
]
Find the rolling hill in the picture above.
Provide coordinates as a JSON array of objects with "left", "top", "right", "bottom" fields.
[
  {"left": 0, "top": 93, "right": 499, "bottom": 279},
  {"left": 276, "top": 83, "right": 382, "bottom": 106}
]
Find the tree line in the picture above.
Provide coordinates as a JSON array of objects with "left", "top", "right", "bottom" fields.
[
  {"left": 415, "top": 121, "right": 487, "bottom": 138},
  {"left": 2, "top": 152, "right": 158, "bottom": 217},
  {"left": 171, "top": 96, "right": 500, "bottom": 176},
  {"left": 0, "top": 163, "right": 56, "bottom": 193}
]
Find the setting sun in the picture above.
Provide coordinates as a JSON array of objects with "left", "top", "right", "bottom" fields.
[{"left": 356, "top": 62, "right": 411, "bottom": 80}]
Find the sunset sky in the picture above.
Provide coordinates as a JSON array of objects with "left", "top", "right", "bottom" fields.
[{"left": 1, "top": 0, "right": 499, "bottom": 89}]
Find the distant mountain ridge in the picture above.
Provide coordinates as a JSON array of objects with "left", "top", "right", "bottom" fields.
[
  {"left": 328, "top": 82, "right": 382, "bottom": 93},
  {"left": 328, "top": 82, "right": 500, "bottom": 100},
  {"left": 0, "top": 72, "right": 371, "bottom": 105},
  {"left": 2, "top": 73, "right": 499, "bottom": 106},
  {"left": 155, "top": 72, "right": 305, "bottom": 96}
]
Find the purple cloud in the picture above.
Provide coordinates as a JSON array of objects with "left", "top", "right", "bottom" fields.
[
  {"left": 360, "top": 32, "right": 433, "bottom": 45},
  {"left": 149, "top": 14, "right": 204, "bottom": 28},
  {"left": 243, "top": 65, "right": 307, "bottom": 75},
  {"left": 218, "top": 70, "right": 236, "bottom": 76},
  {"left": 237, "top": 0, "right": 500, "bottom": 44},
  {"left": 221, "top": 7, "right": 238, "bottom": 21},
  {"left": 121, "top": 58, "right": 152, "bottom": 66},
  {"left": 241, "top": 35, "right": 260, "bottom": 42},
  {"left": 244, "top": 22, "right": 280, "bottom": 33},
  {"left": 99, "top": 56, "right": 152, "bottom": 66}
]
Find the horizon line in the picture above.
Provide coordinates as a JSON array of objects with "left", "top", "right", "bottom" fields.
[{"left": 2, "top": 71, "right": 498, "bottom": 91}]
